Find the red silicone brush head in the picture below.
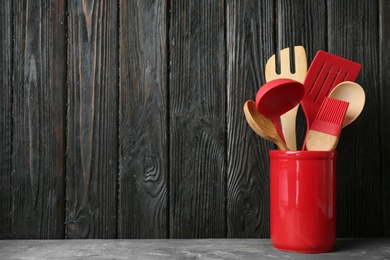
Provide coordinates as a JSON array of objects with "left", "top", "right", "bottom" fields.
[{"left": 310, "top": 97, "right": 349, "bottom": 137}]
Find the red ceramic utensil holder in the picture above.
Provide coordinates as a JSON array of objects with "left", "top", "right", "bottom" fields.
[{"left": 269, "top": 150, "right": 337, "bottom": 253}]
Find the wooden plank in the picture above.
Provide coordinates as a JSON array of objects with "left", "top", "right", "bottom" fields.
[
  {"left": 169, "top": 0, "right": 226, "bottom": 238},
  {"left": 379, "top": 0, "right": 390, "bottom": 237},
  {"left": 11, "top": 0, "right": 66, "bottom": 238},
  {"left": 0, "top": 0, "right": 12, "bottom": 239},
  {"left": 278, "top": 0, "right": 327, "bottom": 59},
  {"left": 118, "top": 0, "right": 168, "bottom": 238},
  {"left": 1, "top": 239, "right": 390, "bottom": 259},
  {"left": 66, "top": 0, "right": 119, "bottom": 238},
  {"left": 226, "top": 0, "right": 275, "bottom": 238},
  {"left": 328, "top": 0, "right": 382, "bottom": 237},
  {"left": 277, "top": 0, "right": 327, "bottom": 149}
]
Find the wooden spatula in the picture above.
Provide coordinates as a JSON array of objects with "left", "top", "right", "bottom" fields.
[
  {"left": 265, "top": 46, "right": 308, "bottom": 150},
  {"left": 305, "top": 97, "right": 349, "bottom": 151}
]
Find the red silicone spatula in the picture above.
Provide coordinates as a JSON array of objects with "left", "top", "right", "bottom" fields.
[
  {"left": 301, "top": 51, "right": 361, "bottom": 135},
  {"left": 305, "top": 97, "right": 349, "bottom": 151}
]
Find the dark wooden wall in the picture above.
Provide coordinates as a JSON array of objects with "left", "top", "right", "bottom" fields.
[{"left": 0, "top": 0, "right": 389, "bottom": 239}]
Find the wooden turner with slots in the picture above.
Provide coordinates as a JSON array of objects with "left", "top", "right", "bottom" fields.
[{"left": 265, "top": 46, "right": 308, "bottom": 150}]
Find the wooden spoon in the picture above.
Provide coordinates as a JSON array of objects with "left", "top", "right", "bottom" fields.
[
  {"left": 243, "top": 100, "right": 289, "bottom": 150},
  {"left": 328, "top": 81, "right": 365, "bottom": 128}
]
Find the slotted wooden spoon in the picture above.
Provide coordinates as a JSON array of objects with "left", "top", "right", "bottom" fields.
[{"left": 265, "top": 46, "right": 308, "bottom": 150}]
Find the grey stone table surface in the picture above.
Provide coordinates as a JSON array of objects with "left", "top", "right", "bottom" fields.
[{"left": 0, "top": 239, "right": 389, "bottom": 260}]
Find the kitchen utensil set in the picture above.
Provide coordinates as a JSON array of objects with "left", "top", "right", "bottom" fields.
[{"left": 244, "top": 47, "right": 365, "bottom": 151}]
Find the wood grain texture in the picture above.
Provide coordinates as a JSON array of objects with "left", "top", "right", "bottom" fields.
[
  {"left": 0, "top": 0, "right": 390, "bottom": 240},
  {"left": 11, "top": 0, "right": 66, "bottom": 238},
  {"left": 0, "top": 0, "right": 12, "bottom": 239},
  {"left": 278, "top": 0, "right": 328, "bottom": 60},
  {"left": 118, "top": 0, "right": 168, "bottom": 238},
  {"left": 379, "top": 0, "right": 390, "bottom": 237},
  {"left": 169, "top": 0, "right": 226, "bottom": 238},
  {"left": 66, "top": 0, "right": 119, "bottom": 239},
  {"left": 277, "top": 0, "right": 327, "bottom": 149},
  {"left": 328, "top": 0, "right": 382, "bottom": 237},
  {"left": 226, "top": 0, "right": 275, "bottom": 238}
]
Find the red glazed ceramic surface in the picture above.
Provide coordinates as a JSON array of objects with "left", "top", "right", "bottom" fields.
[{"left": 269, "top": 150, "right": 337, "bottom": 253}]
